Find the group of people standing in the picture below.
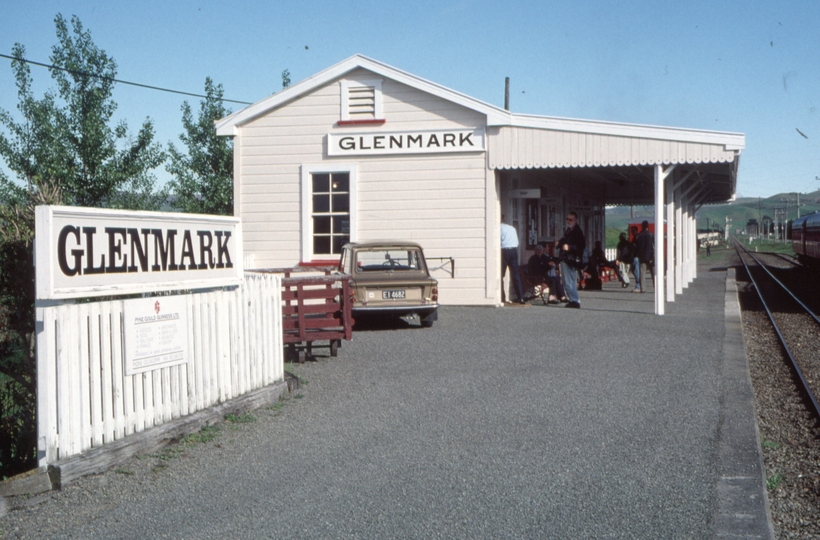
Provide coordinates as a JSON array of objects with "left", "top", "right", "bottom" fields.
[
  {"left": 615, "top": 221, "right": 655, "bottom": 293},
  {"left": 502, "top": 213, "right": 656, "bottom": 308},
  {"left": 501, "top": 211, "right": 586, "bottom": 308}
]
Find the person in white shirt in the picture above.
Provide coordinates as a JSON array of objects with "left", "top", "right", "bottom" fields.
[{"left": 500, "top": 216, "right": 526, "bottom": 304}]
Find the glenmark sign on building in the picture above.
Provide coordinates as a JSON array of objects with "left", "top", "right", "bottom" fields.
[
  {"left": 327, "top": 128, "right": 485, "bottom": 156},
  {"left": 36, "top": 206, "right": 243, "bottom": 300}
]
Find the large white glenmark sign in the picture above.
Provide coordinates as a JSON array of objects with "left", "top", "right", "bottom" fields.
[
  {"left": 328, "top": 128, "right": 485, "bottom": 156},
  {"left": 36, "top": 206, "right": 243, "bottom": 300}
]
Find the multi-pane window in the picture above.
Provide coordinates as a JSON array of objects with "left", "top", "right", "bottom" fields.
[{"left": 311, "top": 172, "right": 350, "bottom": 256}]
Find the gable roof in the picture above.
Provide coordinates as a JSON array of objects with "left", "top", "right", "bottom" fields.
[
  {"left": 215, "top": 54, "right": 512, "bottom": 136},
  {"left": 215, "top": 54, "right": 744, "bottom": 154}
]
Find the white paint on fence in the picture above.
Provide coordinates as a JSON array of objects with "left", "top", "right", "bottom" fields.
[{"left": 36, "top": 272, "right": 283, "bottom": 467}]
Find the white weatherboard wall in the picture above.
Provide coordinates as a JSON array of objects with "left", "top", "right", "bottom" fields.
[
  {"left": 36, "top": 273, "right": 283, "bottom": 466},
  {"left": 238, "top": 68, "right": 489, "bottom": 305}
]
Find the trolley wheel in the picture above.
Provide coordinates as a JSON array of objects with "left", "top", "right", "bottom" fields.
[
  {"left": 297, "top": 350, "right": 307, "bottom": 363},
  {"left": 330, "top": 339, "right": 340, "bottom": 357}
]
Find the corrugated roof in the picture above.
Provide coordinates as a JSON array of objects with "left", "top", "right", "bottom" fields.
[{"left": 489, "top": 126, "right": 739, "bottom": 170}]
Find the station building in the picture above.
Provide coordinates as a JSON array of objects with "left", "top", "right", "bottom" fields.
[{"left": 216, "top": 55, "right": 745, "bottom": 314}]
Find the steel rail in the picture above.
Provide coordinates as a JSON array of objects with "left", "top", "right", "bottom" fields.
[
  {"left": 739, "top": 246, "right": 820, "bottom": 326},
  {"left": 734, "top": 239, "right": 820, "bottom": 421},
  {"left": 758, "top": 251, "right": 804, "bottom": 268}
]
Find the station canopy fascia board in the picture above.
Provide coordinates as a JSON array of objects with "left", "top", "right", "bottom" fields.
[{"left": 216, "top": 54, "right": 745, "bottom": 205}]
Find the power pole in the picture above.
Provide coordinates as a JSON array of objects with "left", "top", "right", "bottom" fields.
[{"left": 504, "top": 77, "right": 510, "bottom": 111}]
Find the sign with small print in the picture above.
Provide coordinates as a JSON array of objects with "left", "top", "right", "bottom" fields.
[
  {"left": 509, "top": 189, "right": 542, "bottom": 199},
  {"left": 123, "top": 295, "right": 189, "bottom": 375}
]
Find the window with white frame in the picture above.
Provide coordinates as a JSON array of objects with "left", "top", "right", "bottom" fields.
[
  {"left": 340, "top": 79, "right": 383, "bottom": 123},
  {"left": 301, "top": 164, "right": 357, "bottom": 261}
]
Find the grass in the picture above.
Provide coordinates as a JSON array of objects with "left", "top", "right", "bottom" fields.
[
  {"left": 284, "top": 364, "right": 309, "bottom": 386},
  {"left": 181, "top": 424, "right": 221, "bottom": 445},
  {"left": 225, "top": 413, "right": 256, "bottom": 424},
  {"left": 267, "top": 401, "right": 286, "bottom": 412},
  {"left": 761, "top": 439, "right": 780, "bottom": 450},
  {"left": 766, "top": 472, "right": 784, "bottom": 491},
  {"left": 127, "top": 392, "right": 298, "bottom": 475}
]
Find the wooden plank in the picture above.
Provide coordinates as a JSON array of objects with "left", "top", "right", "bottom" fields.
[
  {"left": 250, "top": 278, "right": 262, "bottom": 389},
  {"left": 228, "top": 285, "right": 240, "bottom": 397},
  {"left": 281, "top": 276, "right": 348, "bottom": 287},
  {"left": 37, "top": 306, "right": 58, "bottom": 466},
  {"left": 282, "top": 302, "right": 341, "bottom": 316},
  {"left": 217, "top": 290, "right": 230, "bottom": 403},
  {"left": 272, "top": 275, "right": 285, "bottom": 381},
  {"left": 280, "top": 288, "right": 340, "bottom": 302},
  {"left": 207, "top": 293, "right": 219, "bottom": 407},
  {"left": 282, "top": 318, "right": 343, "bottom": 331},
  {"left": 106, "top": 303, "right": 125, "bottom": 441},
  {"left": 113, "top": 304, "right": 137, "bottom": 437},
  {"left": 66, "top": 304, "right": 83, "bottom": 457},
  {"left": 268, "top": 275, "right": 281, "bottom": 383},
  {"left": 169, "top": 364, "right": 180, "bottom": 420},
  {"left": 55, "top": 305, "right": 70, "bottom": 459},
  {"left": 100, "top": 302, "right": 114, "bottom": 443},
  {"left": 184, "top": 294, "right": 197, "bottom": 415},
  {"left": 267, "top": 276, "right": 277, "bottom": 383},
  {"left": 283, "top": 330, "right": 350, "bottom": 342},
  {"left": 88, "top": 302, "right": 103, "bottom": 447},
  {"left": 77, "top": 303, "right": 91, "bottom": 453},
  {"left": 161, "top": 366, "right": 171, "bottom": 424},
  {"left": 238, "top": 281, "right": 249, "bottom": 395},
  {"left": 192, "top": 294, "right": 204, "bottom": 412},
  {"left": 152, "top": 368, "right": 163, "bottom": 425},
  {"left": 132, "top": 356, "right": 145, "bottom": 433},
  {"left": 0, "top": 467, "right": 53, "bottom": 497},
  {"left": 142, "top": 370, "right": 154, "bottom": 430}
]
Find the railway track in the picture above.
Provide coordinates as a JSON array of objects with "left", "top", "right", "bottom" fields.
[{"left": 733, "top": 239, "right": 820, "bottom": 422}]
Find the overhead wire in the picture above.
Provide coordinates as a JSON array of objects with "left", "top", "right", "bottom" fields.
[{"left": 0, "top": 53, "right": 253, "bottom": 105}]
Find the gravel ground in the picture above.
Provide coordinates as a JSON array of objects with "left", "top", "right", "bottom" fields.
[
  {"left": 2, "top": 248, "right": 813, "bottom": 538},
  {"left": 731, "top": 249, "right": 820, "bottom": 539},
  {"left": 1, "top": 283, "right": 729, "bottom": 539}
]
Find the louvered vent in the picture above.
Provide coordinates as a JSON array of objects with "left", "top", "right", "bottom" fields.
[{"left": 347, "top": 85, "right": 376, "bottom": 120}]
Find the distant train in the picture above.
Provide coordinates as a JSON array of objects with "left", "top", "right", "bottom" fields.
[{"left": 790, "top": 211, "right": 820, "bottom": 265}]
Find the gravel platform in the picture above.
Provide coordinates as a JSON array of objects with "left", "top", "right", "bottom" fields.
[{"left": 1, "top": 261, "right": 769, "bottom": 539}]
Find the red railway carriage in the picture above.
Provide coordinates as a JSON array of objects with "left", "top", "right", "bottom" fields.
[{"left": 791, "top": 211, "right": 820, "bottom": 265}]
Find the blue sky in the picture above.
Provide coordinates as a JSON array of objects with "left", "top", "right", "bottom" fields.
[{"left": 2, "top": 0, "right": 819, "bottom": 199}]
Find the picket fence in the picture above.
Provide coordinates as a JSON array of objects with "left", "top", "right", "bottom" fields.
[{"left": 36, "top": 272, "right": 284, "bottom": 466}]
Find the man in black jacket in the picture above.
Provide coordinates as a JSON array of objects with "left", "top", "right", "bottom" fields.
[
  {"left": 634, "top": 220, "right": 655, "bottom": 293},
  {"left": 615, "top": 233, "right": 633, "bottom": 289},
  {"left": 558, "top": 211, "right": 585, "bottom": 308}
]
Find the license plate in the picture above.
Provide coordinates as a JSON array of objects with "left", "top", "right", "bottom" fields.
[{"left": 382, "top": 289, "right": 406, "bottom": 300}]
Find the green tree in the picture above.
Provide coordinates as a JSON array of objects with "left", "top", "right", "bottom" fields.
[
  {"left": 0, "top": 14, "right": 166, "bottom": 208},
  {"left": 167, "top": 77, "right": 234, "bottom": 216},
  {"left": 0, "top": 14, "right": 166, "bottom": 477}
]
